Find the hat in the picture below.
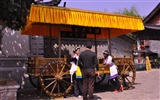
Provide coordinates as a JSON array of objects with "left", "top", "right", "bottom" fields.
[
  {"left": 103, "top": 50, "right": 109, "bottom": 54},
  {"left": 86, "top": 41, "right": 92, "bottom": 48},
  {"left": 73, "top": 47, "right": 80, "bottom": 53}
]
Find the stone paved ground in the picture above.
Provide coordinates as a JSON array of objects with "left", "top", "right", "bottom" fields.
[{"left": 17, "top": 69, "right": 160, "bottom": 100}]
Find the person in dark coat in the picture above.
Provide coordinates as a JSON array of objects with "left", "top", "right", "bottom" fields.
[{"left": 78, "top": 41, "right": 99, "bottom": 100}]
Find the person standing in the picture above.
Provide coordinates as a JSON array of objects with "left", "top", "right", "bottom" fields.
[
  {"left": 72, "top": 47, "right": 80, "bottom": 61},
  {"left": 103, "top": 50, "right": 123, "bottom": 93},
  {"left": 78, "top": 41, "right": 99, "bottom": 100},
  {"left": 70, "top": 58, "right": 83, "bottom": 98},
  {"left": 70, "top": 47, "right": 83, "bottom": 98}
]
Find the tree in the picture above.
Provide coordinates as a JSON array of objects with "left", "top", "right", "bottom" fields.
[
  {"left": 114, "top": 6, "right": 141, "bottom": 17},
  {"left": 0, "top": 0, "right": 61, "bottom": 56},
  {"left": 0, "top": 0, "right": 31, "bottom": 55},
  {"left": 114, "top": 6, "right": 144, "bottom": 39}
]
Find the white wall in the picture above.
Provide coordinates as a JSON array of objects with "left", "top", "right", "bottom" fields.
[
  {"left": 150, "top": 40, "right": 160, "bottom": 56},
  {"left": 1, "top": 28, "right": 29, "bottom": 57}
]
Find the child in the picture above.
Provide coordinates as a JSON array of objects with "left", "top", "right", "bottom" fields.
[
  {"left": 103, "top": 50, "right": 123, "bottom": 93},
  {"left": 72, "top": 47, "right": 80, "bottom": 61},
  {"left": 69, "top": 47, "right": 82, "bottom": 97}
]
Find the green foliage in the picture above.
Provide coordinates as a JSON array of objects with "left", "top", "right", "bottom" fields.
[
  {"left": 127, "top": 34, "right": 137, "bottom": 39},
  {"left": 114, "top": 6, "right": 143, "bottom": 40},
  {"left": 0, "top": 0, "right": 62, "bottom": 30},
  {"left": 114, "top": 6, "right": 141, "bottom": 18},
  {"left": 0, "top": 0, "right": 31, "bottom": 30},
  {"left": 0, "top": 0, "right": 62, "bottom": 55}
]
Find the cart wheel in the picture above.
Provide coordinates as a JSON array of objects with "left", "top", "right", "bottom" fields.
[
  {"left": 118, "top": 62, "right": 136, "bottom": 90},
  {"left": 29, "top": 75, "right": 41, "bottom": 89},
  {"left": 39, "top": 61, "right": 73, "bottom": 97},
  {"left": 95, "top": 74, "right": 106, "bottom": 85}
]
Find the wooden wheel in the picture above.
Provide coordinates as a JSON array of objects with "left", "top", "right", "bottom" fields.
[
  {"left": 118, "top": 61, "right": 136, "bottom": 90},
  {"left": 39, "top": 61, "right": 73, "bottom": 97},
  {"left": 29, "top": 75, "right": 41, "bottom": 89},
  {"left": 95, "top": 74, "right": 106, "bottom": 85}
]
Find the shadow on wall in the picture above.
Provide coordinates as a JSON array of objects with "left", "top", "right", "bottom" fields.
[
  {"left": 0, "top": 33, "right": 134, "bottom": 89},
  {"left": 1, "top": 28, "right": 29, "bottom": 57},
  {"left": 43, "top": 37, "right": 108, "bottom": 59}
]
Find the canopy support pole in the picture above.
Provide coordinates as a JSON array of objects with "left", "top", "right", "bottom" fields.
[
  {"left": 49, "top": 24, "right": 52, "bottom": 57},
  {"left": 94, "top": 33, "right": 97, "bottom": 56},
  {"left": 58, "top": 25, "right": 61, "bottom": 58},
  {"left": 108, "top": 29, "right": 112, "bottom": 55}
]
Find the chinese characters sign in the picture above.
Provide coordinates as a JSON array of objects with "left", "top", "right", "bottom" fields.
[{"left": 61, "top": 26, "right": 101, "bottom": 38}]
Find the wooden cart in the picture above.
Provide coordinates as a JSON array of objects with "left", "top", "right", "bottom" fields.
[
  {"left": 21, "top": 4, "right": 143, "bottom": 98},
  {"left": 97, "top": 56, "right": 136, "bottom": 90},
  {"left": 27, "top": 56, "right": 72, "bottom": 97},
  {"left": 26, "top": 55, "right": 136, "bottom": 97}
]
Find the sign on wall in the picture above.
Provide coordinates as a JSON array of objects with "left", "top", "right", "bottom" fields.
[{"left": 61, "top": 26, "right": 101, "bottom": 38}]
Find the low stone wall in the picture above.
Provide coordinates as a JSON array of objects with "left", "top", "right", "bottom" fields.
[
  {"left": 0, "top": 57, "right": 33, "bottom": 89},
  {"left": 0, "top": 80, "right": 20, "bottom": 100}
]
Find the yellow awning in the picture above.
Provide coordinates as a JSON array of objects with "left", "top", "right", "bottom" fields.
[{"left": 21, "top": 4, "right": 144, "bottom": 38}]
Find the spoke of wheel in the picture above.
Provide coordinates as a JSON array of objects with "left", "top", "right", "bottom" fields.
[
  {"left": 58, "top": 83, "right": 60, "bottom": 94},
  {"left": 124, "top": 65, "right": 130, "bottom": 72},
  {"left": 62, "top": 79, "right": 71, "bottom": 85},
  {"left": 119, "top": 77, "right": 123, "bottom": 84},
  {"left": 50, "top": 65, "right": 56, "bottom": 75},
  {"left": 127, "top": 75, "right": 133, "bottom": 78},
  {"left": 62, "top": 76, "right": 70, "bottom": 79},
  {"left": 122, "top": 65, "right": 126, "bottom": 74},
  {"left": 60, "top": 82, "right": 67, "bottom": 91},
  {"left": 125, "top": 77, "right": 131, "bottom": 83},
  {"left": 51, "top": 82, "right": 57, "bottom": 93},
  {"left": 128, "top": 67, "right": 132, "bottom": 72},
  {"left": 122, "top": 77, "right": 127, "bottom": 86},
  {"left": 44, "top": 77, "right": 55, "bottom": 81},
  {"left": 44, "top": 80, "right": 56, "bottom": 89},
  {"left": 59, "top": 65, "right": 65, "bottom": 75},
  {"left": 61, "top": 70, "right": 69, "bottom": 76}
]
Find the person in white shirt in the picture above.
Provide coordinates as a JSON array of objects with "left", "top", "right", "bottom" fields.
[
  {"left": 70, "top": 47, "right": 82, "bottom": 98},
  {"left": 103, "top": 50, "right": 123, "bottom": 93}
]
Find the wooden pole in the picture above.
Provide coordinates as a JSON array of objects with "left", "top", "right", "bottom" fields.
[
  {"left": 49, "top": 24, "right": 52, "bottom": 57},
  {"left": 57, "top": 2, "right": 66, "bottom": 58},
  {"left": 108, "top": 29, "right": 111, "bottom": 55},
  {"left": 58, "top": 25, "right": 61, "bottom": 58},
  {"left": 94, "top": 33, "right": 97, "bottom": 56}
]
